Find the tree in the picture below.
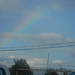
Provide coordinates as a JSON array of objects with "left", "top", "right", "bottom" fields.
[
  {"left": 10, "top": 59, "right": 33, "bottom": 75},
  {"left": 44, "top": 69, "right": 59, "bottom": 75},
  {"left": 63, "top": 72, "right": 68, "bottom": 75}
]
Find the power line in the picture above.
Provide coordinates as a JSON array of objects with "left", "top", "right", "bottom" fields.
[
  {"left": 0, "top": 41, "right": 75, "bottom": 49},
  {"left": 0, "top": 44, "right": 75, "bottom": 51}
]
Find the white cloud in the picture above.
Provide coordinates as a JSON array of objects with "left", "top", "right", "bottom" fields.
[
  {"left": 69, "top": 50, "right": 75, "bottom": 57},
  {"left": 9, "top": 56, "right": 15, "bottom": 59},
  {"left": 28, "top": 58, "right": 45, "bottom": 64},
  {"left": 9, "top": 55, "right": 24, "bottom": 59},
  {"left": 27, "top": 58, "right": 45, "bottom": 67},
  {"left": 51, "top": 4, "right": 62, "bottom": 11},
  {"left": 38, "top": 33, "right": 62, "bottom": 38},
  {"left": 50, "top": 0, "right": 75, "bottom": 11},
  {"left": 0, "top": 32, "right": 64, "bottom": 47},
  {"left": 0, "top": 32, "right": 75, "bottom": 47},
  {"left": 0, "top": 32, "right": 62, "bottom": 38},
  {"left": 7, "top": 55, "right": 46, "bottom": 67},
  {"left": 52, "top": 60, "right": 64, "bottom": 64}
]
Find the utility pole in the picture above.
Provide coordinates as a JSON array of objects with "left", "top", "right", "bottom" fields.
[
  {"left": 14, "top": 59, "right": 18, "bottom": 75},
  {"left": 47, "top": 53, "right": 49, "bottom": 70}
]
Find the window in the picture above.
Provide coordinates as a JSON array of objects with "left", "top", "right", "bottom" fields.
[
  {"left": 0, "top": 68, "right": 6, "bottom": 75},
  {"left": 69, "top": 72, "right": 75, "bottom": 75}
]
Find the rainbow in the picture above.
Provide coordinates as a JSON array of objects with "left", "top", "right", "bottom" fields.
[{"left": 1, "top": 9, "right": 47, "bottom": 47}]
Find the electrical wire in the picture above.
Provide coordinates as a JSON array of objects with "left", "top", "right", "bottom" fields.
[
  {"left": 0, "top": 41, "right": 75, "bottom": 49},
  {"left": 0, "top": 44, "right": 75, "bottom": 51}
]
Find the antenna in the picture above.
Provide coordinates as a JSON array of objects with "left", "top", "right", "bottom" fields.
[{"left": 47, "top": 53, "right": 49, "bottom": 70}]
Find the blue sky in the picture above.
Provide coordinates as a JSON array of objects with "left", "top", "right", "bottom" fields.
[{"left": 0, "top": 0, "right": 75, "bottom": 69}]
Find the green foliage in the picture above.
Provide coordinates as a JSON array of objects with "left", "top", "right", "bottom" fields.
[
  {"left": 10, "top": 59, "right": 33, "bottom": 75},
  {"left": 45, "top": 72, "right": 59, "bottom": 75},
  {"left": 63, "top": 72, "right": 68, "bottom": 75},
  {"left": 44, "top": 69, "right": 59, "bottom": 75}
]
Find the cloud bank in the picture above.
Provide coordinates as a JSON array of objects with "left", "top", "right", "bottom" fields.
[{"left": 0, "top": 32, "right": 75, "bottom": 47}]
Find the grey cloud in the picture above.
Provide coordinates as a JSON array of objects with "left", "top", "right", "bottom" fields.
[
  {"left": 0, "top": 0, "right": 23, "bottom": 12},
  {"left": 51, "top": 0, "right": 75, "bottom": 10},
  {"left": 70, "top": 51, "right": 75, "bottom": 57}
]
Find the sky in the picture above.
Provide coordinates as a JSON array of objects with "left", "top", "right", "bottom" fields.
[{"left": 0, "top": 0, "right": 75, "bottom": 69}]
